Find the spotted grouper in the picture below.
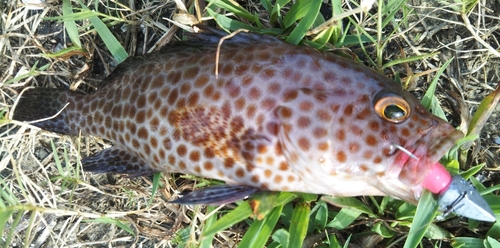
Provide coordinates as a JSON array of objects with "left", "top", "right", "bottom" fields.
[{"left": 12, "top": 27, "right": 495, "bottom": 221}]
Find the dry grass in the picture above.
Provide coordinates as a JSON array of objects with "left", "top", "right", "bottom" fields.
[{"left": 1, "top": 0, "right": 500, "bottom": 247}]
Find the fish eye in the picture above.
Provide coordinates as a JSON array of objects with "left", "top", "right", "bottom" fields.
[{"left": 373, "top": 93, "right": 411, "bottom": 123}]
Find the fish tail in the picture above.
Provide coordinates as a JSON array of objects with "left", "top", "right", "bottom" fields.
[{"left": 13, "top": 88, "right": 76, "bottom": 135}]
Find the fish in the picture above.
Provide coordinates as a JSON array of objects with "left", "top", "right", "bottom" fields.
[{"left": 12, "top": 26, "right": 495, "bottom": 222}]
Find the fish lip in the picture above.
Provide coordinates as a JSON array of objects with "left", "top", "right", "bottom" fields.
[{"left": 423, "top": 127, "right": 464, "bottom": 165}]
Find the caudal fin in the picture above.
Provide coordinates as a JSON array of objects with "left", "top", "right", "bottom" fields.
[{"left": 13, "top": 88, "right": 76, "bottom": 135}]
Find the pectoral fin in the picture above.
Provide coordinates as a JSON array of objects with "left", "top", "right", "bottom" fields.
[{"left": 171, "top": 184, "right": 259, "bottom": 205}]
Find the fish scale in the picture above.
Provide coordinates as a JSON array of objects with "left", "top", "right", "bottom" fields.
[{"left": 12, "top": 27, "right": 495, "bottom": 221}]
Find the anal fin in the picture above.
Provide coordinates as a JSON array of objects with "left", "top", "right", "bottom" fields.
[
  {"left": 170, "top": 185, "right": 259, "bottom": 205},
  {"left": 82, "top": 146, "right": 155, "bottom": 177}
]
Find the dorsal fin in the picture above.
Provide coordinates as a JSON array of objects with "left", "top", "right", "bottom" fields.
[{"left": 186, "top": 25, "right": 281, "bottom": 45}]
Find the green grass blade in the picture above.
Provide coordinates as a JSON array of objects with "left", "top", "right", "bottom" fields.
[
  {"left": 288, "top": 201, "right": 310, "bottom": 248},
  {"left": 202, "top": 202, "right": 253, "bottom": 237},
  {"left": 285, "top": 0, "right": 322, "bottom": 45},
  {"left": 272, "top": 229, "right": 290, "bottom": 248},
  {"left": 83, "top": 217, "right": 135, "bottom": 236},
  {"left": 147, "top": 172, "right": 161, "bottom": 207},
  {"left": 403, "top": 190, "right": 437, "bottom": 248},
  {"left": 206, "top": 8, "right": 259, "bottom": 32},
  {"left": 451, "top": 237, "right": 486, "bottom": 248},
  {"left": 77, "top": 1, "right": 127, "bottom": 63},
  {"left": 239, "top": 204, "right": 283, "bottom": 247},
  {"left": 464, "top": 83, "right": 500, "bottom": 148},
  {"left": 421, "top": 57, "right": 453, "bottom": 112},
  {"left": 199, "top": 206, "right": 217, "bottom": 248},
  {"left": 207, "top": 0, "right": 256, "bottom": 22},
  {"left": 314, "top": 200, "right": 328, "bottom": 230},
  {"left": 321, "top": 196, "right": 375, "bottom": 217},
  {"left": 381, "top": 52, "right": 439, "bottom": 70},
  {"left": 62, "top": 0, "right": 82, "bottom": 47},
  {"left": 3, "top": 210, "right": 24, "bottom": 247},
  {"left": 0, "top": 209, "right": 14, "bottom": 246},
  {"left": 326, "top": 207, "right": 362, "bottom": 230}
]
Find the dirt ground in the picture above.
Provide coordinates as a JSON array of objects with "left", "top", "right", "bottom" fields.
[{"left": 1, "top": 0, "right": 499, "bottom": 247}]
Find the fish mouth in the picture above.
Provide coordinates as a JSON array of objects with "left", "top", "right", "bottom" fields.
[{"left": 396, "top": 123, "right": 464, "bottom": 186}]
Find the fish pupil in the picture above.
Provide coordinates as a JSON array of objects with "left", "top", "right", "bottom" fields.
[{"left": 384, "top": 104, "right": 406, "bottom": 120}]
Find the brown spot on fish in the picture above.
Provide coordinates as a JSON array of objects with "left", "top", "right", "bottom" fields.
[
  {"left": 150, "top": 137, "right": 158, "bottom": 149},
  {"left": 212, "top": 91, "right": 221, "bottom": 101},
  {"left": 316, "top": 109, "right": 332, "bottom": 122},
  {"left": 167, "top": 155, "right": 176, "bottom": 166},
  {"left": 189, "top": 150, "right": 200, "bottom": 162},
  {"left": 366, "top": 135, "right": 377, "bottom": 146},
  {"left": 136, "top": 110, "right": 146, "bottom": 124},
  {"left": 137, "top": 127, "right": 149, "bottom": 139},
  {"left": 261, "top": 98, "right": 276, "bottom": 110},
  {"left": 194, "top": 74, "right": 209, "bottom": 88},
  {"left": 177, "top": 145, "right": 187, "bottom": 157},
  {"left": 202, "top": 148, "right": 214, "bottom": 160},
  {"left": 251, "top": 64, "right": 262, "bottom": 74},
  {"left": 337, "top": 151, "right": 346, "bottom": 163},
  {"left": 251, "top": 175, "right": 259, "bottom": 183},
  {"left": 401, "top": 128, "right": 410, "bottom": 137},
  {"left": 313, "top": 127, "right": 327, "bottom": 138},
  {"left": 336, "top": 129, "right": 345, "bottom": 141},
  {"left": 299, "top": 101, "right": 313, "bottom": 112},
  {"left": 282, "top": 68, "right": 293, "bottom": 80},
  {"left": 148, "top": 92, "right": 158, "bottom": 104},
  {"left": 356, "top": 108, "right": 371, "bottom": 120},
  {"left": 179, "top": 161, "right": 186, "bottom": 170},
  {"left": 344, "top": 105, "right": 353, "bottom": 116},
  {"left": 187, "top": 92, "right": 199, "bottom": 107},
  {"left": 150, "top": 117, "right": 159, "bottom": 128},
  {"left": 264, "top": 169, "right": 272, "bottom": 178},
  {"left": 143, "top": 144, "right": 151, "bottom": 155},
  {"left": 163, "top": 138, "right": 172, "bottom": 150},
  {"left": 287, "top": 175, "right": 295, "bottom": 182},
  {"left": 349, "top": 142, "right": 360, "bottom": 152},
  {"left": 224, "top": 157, "right": 235, "bottom": 169},
  {"left": 203, "top": 85, "right": 214, "bottom": 98},
  {"left": 235, "top": 168, "right": 245, "bottom": 178},
  {"left": 235, "top": 64, "right": 249, "bottom": 74},
  {"left": 297, "top": 116, "right": 311, "bottom": 128},
  {"left": 274, "top": 175, "right": 283, "bottom": 183},
  {"left": 182, "top": 66, "right": 200, "bottom": 81},
  {"left": 369, "top": 121, "right": 380, "bottom": 132},
  {"left": 167, "top": 71, "right": 182, "bottom": 85},
  {"left": 298, "top": 137, "right": 310, "bottom": 151},
  {"left": 241, "top": 75, "right": 253, "bottom": 87},
  {"left": 363, "top": 150, "right": 373, "bottom": 159},
  {"left": 132, "top": 139, "right": 140, "bottom": 149},
  {"left": 168, "top": 89, "right": 179, "bottom": 105},
  {"left": 203, "top": 161, "right": 214, "bottom": 171},
  {"left": 318, "top": 142, "right": 329, "bottom": 151},
  {"left": 266, "top": 156, "right": 274, "bottom": 165},
  {"left": 268, "top": 83, "right": 281, "bottom": 93},
  {"left": 235, "top": 97, "right": 246, "bottom": 111},
  {"left": 246, "top": 104, "right": 257, "bottom": 119},
  {"left": 279, "top": 161, "right": 288, "bottom": 170},
  {"left": 249, "top": 87, "right": 261, "bottom": 100}
]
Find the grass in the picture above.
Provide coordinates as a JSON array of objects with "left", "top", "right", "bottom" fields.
[{"left": 1, "top": 0, "right": 500, "bottom": 247}]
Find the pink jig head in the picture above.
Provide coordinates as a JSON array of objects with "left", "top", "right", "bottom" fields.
[{"left": 422, "top": 162, "right": 495, "bottom": 222}]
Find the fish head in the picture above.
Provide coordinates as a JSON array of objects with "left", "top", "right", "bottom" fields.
[
  {"left": 368, "top": 87, "right": 464, "bottom": 203},
  {"left": 276, "top": 68, "right": 463, "bottom": 204}
]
